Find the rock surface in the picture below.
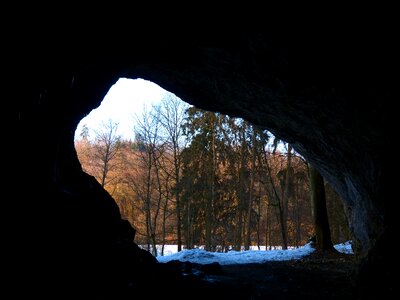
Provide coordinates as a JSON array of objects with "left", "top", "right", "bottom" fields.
[{"left": 9, "top": 26, "right": 395, "bottom": 297}]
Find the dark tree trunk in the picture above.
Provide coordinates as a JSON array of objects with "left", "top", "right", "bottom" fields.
[{"left": 309, "top": 163, "right": 336, "bottom": 251}]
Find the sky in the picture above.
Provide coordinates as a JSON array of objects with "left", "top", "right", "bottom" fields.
[
  {"left": 73, "top": 77, "right": 289, "bottom": 153},
  {"left": 155, "top": 241, "right": 353, "bottom": 265},
  {"left": 74, "top": 78, "right": 168, "bottom": 141}
]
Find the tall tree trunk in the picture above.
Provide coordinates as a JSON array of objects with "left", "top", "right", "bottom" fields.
[
  {"left": 277, "top": 199, "right": 288, "bottom": 250},
  {"left": 175, "top": 157, "right": 182, "bottom": 252},
  {"left": 264, "top": 150, "right": 288, "bottom": 249},
  {"left": 100, "top": 164, "right": 107, "bottom": 187},
  {"left": 308, "top": 163, "right": 336, "bottom": 251},
  {"left": 295, "top": 194, "right": 301, "bottom": 248},
  {"left": 145, "top": 152, "right": 153, "bottom": 252},
  {"left": 235, "top": 128, "right": 246, "bottom": 251},
  {"left": 265, "top": 202, "right": 271, "bottom": 250},
  {"left": 205, "top": 115, "right": 216, "bottom": 251},
  {"left": 151, "top": 151, "right": 164, "bottom": 257},
  {"left": 256, "top": 194, "right": 261, "bottom": 250},
  {"left": 205, "top": 195, "right": 212, "bottom": 251},
  {"left": 281, "top": 143, "right": 292, "bottom": 248},
  {"left": 186, "top": 200, "right": 193, "bottom": 249},
  {"left": 161, "top": 185, "right": 169, "bottom": 256},
  {"left": 245, "top": 130, "right": 257, "bottom": 250},
  {"left": 234, "top": 209, "right": 243, "bottom": 251}
]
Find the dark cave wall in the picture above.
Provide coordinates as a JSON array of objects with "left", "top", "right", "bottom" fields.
[{"left": 12, "top": 29, "right": 394, "bottom": 296}]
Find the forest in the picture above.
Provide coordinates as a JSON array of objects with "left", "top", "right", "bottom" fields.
[{"left": 75, "top": 93, "right": 351, "bottom": 257}]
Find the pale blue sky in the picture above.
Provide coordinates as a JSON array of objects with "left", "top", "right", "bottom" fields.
[{"left": 74, "top": 78, "right": 167, "bottom": 140}]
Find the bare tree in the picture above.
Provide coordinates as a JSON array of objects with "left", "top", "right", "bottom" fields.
[
  {"left": 261, "top": 148, "right": 289, "bottom": 249},
  {"left": 245, "top": 127, "right": 257, "bottom": 250},
  {"left": 133, "top": 105, "right": 166, "bottom": 256},
  {"left": 91, "top": 119, "right": 123, "bottom": 189},
  {"left": 281, "top": 143, "right": 293, "bottom": 248},
  {"left": 157, "top": 93, "right": 189, "bottom": 252}
]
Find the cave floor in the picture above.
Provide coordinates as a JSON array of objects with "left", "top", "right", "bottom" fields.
[{"left": 195, "top": 250, "right": 357, "bottom": 300}]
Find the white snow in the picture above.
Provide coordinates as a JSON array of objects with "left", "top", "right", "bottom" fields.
[
  {"left": 334, "top": 240, "right": 354, "bottom": 254},
  {"left": 155, "top": 241, "right": 353, "bottom": 265}
]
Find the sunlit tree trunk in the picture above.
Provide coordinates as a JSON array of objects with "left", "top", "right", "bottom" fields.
[
  {"left": 161, "top": 177, "right": 169, "bottom": 256},
  {"left": 174, "top": 159, "right": 182, "bottom": 251},
  {"left": 151, "top": 149, "right": 165, "bottom": 257},
  {"left": 144, "top": 150, "right": 152, "bottom": 252}
]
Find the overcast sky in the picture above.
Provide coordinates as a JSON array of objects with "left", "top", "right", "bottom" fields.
[{"left": 74, "top": 78, "right": 168, "bottom": 141}]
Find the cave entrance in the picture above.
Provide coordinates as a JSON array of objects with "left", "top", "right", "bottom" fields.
[{"left": 74, "top": 77, "right": 351, "bottom": 258}]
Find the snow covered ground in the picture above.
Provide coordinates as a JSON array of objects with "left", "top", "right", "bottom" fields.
[{"left": 154, "top": 241, "right": 353, "bottom": 265}]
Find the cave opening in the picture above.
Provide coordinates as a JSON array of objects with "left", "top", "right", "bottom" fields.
[{"left": 73, "top": 77, "right": 352, "bottom": 258}]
